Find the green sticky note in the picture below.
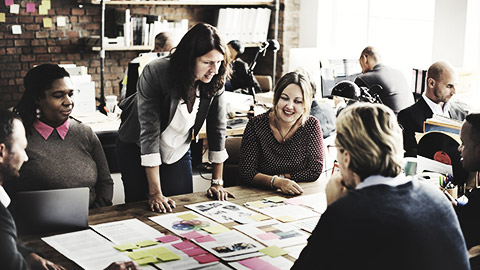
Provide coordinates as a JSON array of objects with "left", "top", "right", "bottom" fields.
[
  {"left": 38, "top": 5, "right": 48, "bottom": 15},
  {"left": 127, "top": 250, "right": 150, "bottom": 260},
  {"left": 157, "top": 251, "right": 181, "bottom": 262},
  {"left": 265, "top": 196, "right": 285, "bottom": 203},
  {"left": 134, "top": 256, "right": 159, "bottom": 265},
  {"left": 246, "top": 201, "right": 267, "bottom": 208},
  {"left": 136, "top": 240, "right": 158, "bottom": 248},
  {"left": 249, "top": 213, "right": 270, "bottom": 221},
  {"left": 41, "top": 0, "right": 51, "bottom": 9},
  {"left": 277, "top": 215, "right": 296, "bottom": 222},
  {"left": 177, "top": 212, "right": 199, "bottom": 220},
  {"left": 259, "top": 245, "right": 288, "bottom": 257},
  {"left": 43, "top": 18, "right": 52, "bottom": 28},
  {"left": 202, "top": 224, "right": 230, "bottom": 234},
  {"left": 146, "top": 247, "right": 171, "bottom": 257},
  {"left": 113, "top": 243, "right": 138, "bottom": 251}
]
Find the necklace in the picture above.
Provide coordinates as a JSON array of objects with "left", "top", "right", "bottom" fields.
[{"left": 273, "top": 115, "right": 301, "bottom": 143}]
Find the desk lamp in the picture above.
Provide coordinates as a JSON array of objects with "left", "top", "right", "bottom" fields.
[{"left": 331, "top": 80, "right": 383, "bottom": 104}]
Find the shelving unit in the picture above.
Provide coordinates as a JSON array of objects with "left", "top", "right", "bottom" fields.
[{"left": 81, "top": 0, "right": 279, "bottom": 107}]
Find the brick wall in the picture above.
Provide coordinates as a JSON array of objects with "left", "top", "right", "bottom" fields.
[{"left": 0, "top": 0, "right": 299, "bottom": 109}]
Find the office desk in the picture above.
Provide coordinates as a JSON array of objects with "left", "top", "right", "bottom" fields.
[{"left": 19, "top": 181, "right": 327, "bottom": 269}]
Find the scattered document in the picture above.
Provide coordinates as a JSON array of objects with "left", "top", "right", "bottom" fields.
[
  {"left": 42, "top": 229, "right": 135, "bottom": 270},
  {"left": 234, "top": 219, "right": 309, "bottom": 248},
  {"left": 90, "top": 218, "right": 164, "bottom": 245},
  {"left": 149, "top": 211, "right": 219, "bottom": 239},
  {"left": 244, "top": 200, "right": 320, "bottom": 222},
  {"left": 284, "top": 192, "right": 327, "bottom": 215},
  {"left": 185, "top": 201, "right": 259, "bottom": 224},
  {"left": 289, "top": 216, "right": 320, "bottom": 233},
  {"left": 192, "top": 230, "right": 264, "bottom": 259}
]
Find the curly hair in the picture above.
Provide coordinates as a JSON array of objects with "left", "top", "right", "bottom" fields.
[{"left": 14, "top": 64, "right": 70, "bottom": 132}]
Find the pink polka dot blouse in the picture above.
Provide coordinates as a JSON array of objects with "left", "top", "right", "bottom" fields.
[{"left": 239, "top": 111, "right": 324, "bottom": 184}]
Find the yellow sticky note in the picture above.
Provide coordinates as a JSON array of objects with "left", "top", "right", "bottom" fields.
[
  {"left": 177, "top": 212, "right": 199, "bottom": 220},
  {"left": 249, "top": 213, "right": 270, "bottom": 221},
  {"left": 39, "top": 5, "right": 48, "bottom": 15},
  {"left": 259, "top": 245, "right": 288, "bottom": 257},
  {"left": 135, "top": 240, "right": 158, "bottom": 248},
  {"left": 113, "top": 243, "right": 138, "bottom": 251},
  {"left": 202, "top": 224, "right": 230, "bottom": 234},
  {"left": 276, "top": 216, "right": 296, "bottom": 222},
  {"left": 157, "top": 251, "right": 181, "bottom": 262},
  {"left": 127, "top": 250, "right": 150, "bottom": 260},
  {"left": 42, "top": 0, "right": 51, "bottom": 9},
  {"left": 246, "top": 201, "right": 267, "bottom": 209},
  {"left": 43, "top": 18, "right": 52, "bottom": 28},
  {"left": 265, "top": 196, "right": 286, "bottom": 203},
  {"left": 134, "top": 256, "right": 159, "bottom": 265},
  {"left": 0, "top": 13, "right": 5, "bottom": 23},
  {"left": 146, "top": 247, "right": 171, "bottom": 257}
]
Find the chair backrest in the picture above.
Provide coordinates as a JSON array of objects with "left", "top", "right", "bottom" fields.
[{"left": 223, "top": 136, "right": 243, "bottom": 187}]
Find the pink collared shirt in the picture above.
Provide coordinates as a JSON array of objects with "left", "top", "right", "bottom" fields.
[{"left": 33, "top": 119, "right": 70, "bottom": 140}]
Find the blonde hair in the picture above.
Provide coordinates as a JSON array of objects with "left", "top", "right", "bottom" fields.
[
  {"left": 335, "top": 103, "right": 403, "bottom": 180},
  {"left": 272, "top": 71, "right": 313, "bottom": 125}
]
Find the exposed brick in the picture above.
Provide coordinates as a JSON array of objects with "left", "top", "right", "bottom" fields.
[
  {"left": 35, "top": 32, "right": 49, "bottom": 38},
  {"left": 6, "top": 48, "right": 22, "bottom": 54},
  {"left": 20, "top": 54, "right": 36, "bottom": 62},
  {"left": 14, "top": 40, "right": 30, "bottom": 46},
  {"left": 33, "top": 47, "right": 47, "bottom": 53},
  {"left": 31, "top": 39, "right": 47, "bottom": 46},
  {"left": 25, "top": 24, "right": 41, "bottom": 31},
  {"left": 19, "top": 17, "right": 34, "bottom": 24},
  {"left": 72, "top": 8, "right": 85, "bottom": 16},
  {"left": 37, "top": 54, "right": 52, "bottom": 62}
]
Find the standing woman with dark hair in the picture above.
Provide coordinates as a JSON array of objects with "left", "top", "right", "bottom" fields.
[
  {"left": 12, "top": 64, "right": 113, "bottom": 208},
  {"left": 117, "top": 23, "right": 235, "bottom": 213}
]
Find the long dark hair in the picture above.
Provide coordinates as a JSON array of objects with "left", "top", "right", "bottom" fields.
[
  {"left": 14, "top": 64, "right": 70, "bottom": 131},
  {"left": 169, "top": 23, "right": 230, "bottom": 100}
]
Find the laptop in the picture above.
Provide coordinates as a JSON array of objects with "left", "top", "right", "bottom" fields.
[{"left": 9, "top": 187, "right": 89, "bottom": 235}]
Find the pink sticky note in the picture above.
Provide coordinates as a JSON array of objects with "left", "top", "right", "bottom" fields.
[
  {"left": 155, "top": 235, "right": 181, "bottom": 243},
  {"left": 194, "top": 235, "right": 215, "bottom": 243},
  {"left": 257, "top": 232, "right": 280, "bottom": 240},
  {"left": 5, "top": 0, "right": 13, "bottom": 6},
  {"left": 172, "top": 240, "right": 197, "bottom": 250},
  {"left": 181, "top": 231, "right": 204, "bottom": 240},
  {"left": 26, "top": 3, "right": 35, "bottom": 12},
  {"left": 239, "top": 257, "right": 270, "bottom": 268},
  {"left": 194, "top": 253, "right": 219, "bottom": 264},
  {"left": 182, "top": 247, "right": 208, "bottom": 257},
  {"left": 285, "top": 197, "right": 305, "bottom": 205}
]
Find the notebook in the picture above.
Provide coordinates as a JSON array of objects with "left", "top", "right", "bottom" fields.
[{"left": 9, "top": 187, "right": 89, "bottom": 235}]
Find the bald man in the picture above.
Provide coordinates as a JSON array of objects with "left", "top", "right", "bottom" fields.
[
  {"left": 354, "top": 46, "right": 414, "bottom": 114},
  {"left": 397, "top": 61, "right": 469, "bottom": 157}
]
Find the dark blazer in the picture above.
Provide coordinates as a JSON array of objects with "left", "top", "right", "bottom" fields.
[
  {"left": 397, "top": 97, "right": 468, "bottom": 157},
  {"left": 0, "top": 202, "right": 35, "bottom": 269},
  {"left": 117, "top": 57, "right": 227, "bottom": 156},
  {"left": 355, "top": 64, "right": 414, "bottom": 114}
]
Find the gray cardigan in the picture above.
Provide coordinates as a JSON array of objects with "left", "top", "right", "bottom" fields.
[{"left": 118, "top": 57, "right": 227, "bottom": 161}]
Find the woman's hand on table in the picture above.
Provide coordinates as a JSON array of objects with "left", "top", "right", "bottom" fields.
[
  {"left": 276, "top": 177, "right": 304, "bottom": 195},
  {"left": 148, "top": 193, "right": 176, "bottom": 213},
  {"left": 207, "top": 185, "right": 236, "bottom": 201}
]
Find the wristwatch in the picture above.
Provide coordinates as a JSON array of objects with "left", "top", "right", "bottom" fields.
[{"left": 211, "top": 179, "right": 224, "bottom": 186}]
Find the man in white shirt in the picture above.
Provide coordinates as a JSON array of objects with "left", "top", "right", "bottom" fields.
[{"left": 397, "top": 61, "right": 468, "bottom": 157}]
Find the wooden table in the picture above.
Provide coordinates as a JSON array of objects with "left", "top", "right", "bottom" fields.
[{"left": 19, "top": 180, "right": 327, "bottom": 269}]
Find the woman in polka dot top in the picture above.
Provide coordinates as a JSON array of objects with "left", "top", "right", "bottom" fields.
[{"left": 239, "top": 71, "right": 324, "bottom": 195}]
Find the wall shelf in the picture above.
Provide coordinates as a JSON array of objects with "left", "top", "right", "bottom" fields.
[{"left": 86, "top": 1, "right": 274, "bottom": 5}]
